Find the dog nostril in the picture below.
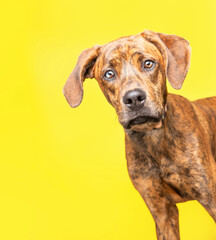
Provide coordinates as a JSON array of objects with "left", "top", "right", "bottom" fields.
[
  {"left": 125, "top": 98, "right": 132, "bottom": 104},
  {"left": 137, "top": 95, "right": 145, "bottom": 102}
]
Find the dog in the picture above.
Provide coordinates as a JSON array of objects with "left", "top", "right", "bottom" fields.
[{"left": 63, "top": 30, "right": 216, "bottom": 240}]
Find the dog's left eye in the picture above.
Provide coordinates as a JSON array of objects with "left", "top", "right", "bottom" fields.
[
  {"left": 103, "top": 70, "right": 115, "bottom": 80},
  {"left": 143, "top": 60, "right": 155, "bottom": 70}
]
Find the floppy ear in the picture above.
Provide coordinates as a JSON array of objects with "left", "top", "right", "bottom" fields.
[
  {"left": 63, "top": 45, "right": 100, "bottom": 108},
  {"left": 141, "top": 30, "right": 191, "bottom": 89}
]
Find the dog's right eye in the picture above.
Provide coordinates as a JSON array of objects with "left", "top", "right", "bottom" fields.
[{"left": 103, "top": 70, "right": 115, "bottom": 81}]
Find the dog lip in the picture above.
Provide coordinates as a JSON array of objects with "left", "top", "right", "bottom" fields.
[{"left": 124, "top": 115, "right": 162, "bottom": 129}]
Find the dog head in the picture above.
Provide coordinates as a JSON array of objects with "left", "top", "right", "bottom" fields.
[{"left": 63, "top": 30, "right": 191, "bottom": 131}]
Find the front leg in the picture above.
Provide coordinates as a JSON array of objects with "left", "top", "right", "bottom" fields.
[
  {"left": 187, "top": 155, "right": 216, "bottom": 222},
  {"left": 125, "top": 135, "right": 184, "bottom": 240},
  {"left": 133, "top": 177, "right": 181, "bottom": 240}
]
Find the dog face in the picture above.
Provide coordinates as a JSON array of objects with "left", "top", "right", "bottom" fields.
[
  {"left": 94, "top": 35, "right": 167, "bottom": 131},
  {"left": 63, "top": 30, "right": 191, "bottom": 131}
]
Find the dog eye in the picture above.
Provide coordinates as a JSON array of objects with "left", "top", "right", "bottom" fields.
[
  {"left": 103, "top": 70, "right": 115, "bottom": 80},
  {"left": 143, "top": 60, "right": 155, "bottom": 70}
]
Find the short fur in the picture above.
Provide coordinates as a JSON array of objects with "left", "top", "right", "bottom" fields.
[{"left": 63, "top": 30, "right": 216, "bottom": 240}]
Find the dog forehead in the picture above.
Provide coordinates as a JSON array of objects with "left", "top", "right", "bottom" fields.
[{"left": 99, "top": 34, "right": 161, "bottom": 60}]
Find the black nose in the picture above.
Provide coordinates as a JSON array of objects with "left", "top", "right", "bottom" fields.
[{"left": 123, "top": 89, "right": 146, "bottom": 110}]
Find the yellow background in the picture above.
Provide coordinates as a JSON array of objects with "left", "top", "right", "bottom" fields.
[{"left": 1, "top": 0, "right": 216, "bottom": 239}]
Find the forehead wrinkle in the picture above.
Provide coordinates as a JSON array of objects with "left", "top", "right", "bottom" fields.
[
  {"left": 99, "top": 44, "right": 119, "bottom": 67},
  {"left": 100, "top": 48, "right": 131, "bottom": 77},
  {"left": 100, "top": 46, "right": 126, "bottom": 71},
  {"left": 101, "top": 42, "right": 142, "bottom": 69},
  {"left": 129, "top": 51, "right": 144, "bottom": 60},
  {"left": 108, "top": 58, "right": 122, "bottom": 70}
]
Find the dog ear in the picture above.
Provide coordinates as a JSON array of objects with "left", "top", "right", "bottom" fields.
[
  {"left": 63, "top": 45, "right": 100, "bottom": 108},
  {"left": 141, "top": 30, "right": 191, "bottom": 89}
]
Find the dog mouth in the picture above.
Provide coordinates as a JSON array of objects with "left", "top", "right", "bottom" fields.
[{"left": 123, "top": 115, "right": 162, "bottom": 129}]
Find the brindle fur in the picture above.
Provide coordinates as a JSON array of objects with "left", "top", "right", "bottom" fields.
[{"left": 63, "top": 30, "right": 216, "bottom": 240}]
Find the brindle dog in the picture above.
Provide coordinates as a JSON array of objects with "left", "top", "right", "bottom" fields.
[{"left": 63, "top": 30, "right": 216, "bottom": 240}]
